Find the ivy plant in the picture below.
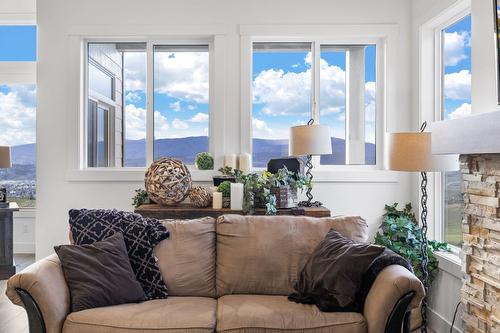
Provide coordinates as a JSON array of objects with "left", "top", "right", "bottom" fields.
[
  {"left": 132, "top": 189, "right": 150, "bottom": 208},
  {"left": 374, "top": 202, "right": 449, "bottom": 284}
]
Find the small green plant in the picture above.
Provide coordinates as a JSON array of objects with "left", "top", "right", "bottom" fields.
[
  {"left": 217, "top": 181, "right": 231, "bottom": 197},
  {"left": 132, "top": 189, "right": 150, "bottom": 208},
  {"left": 195, "top": 152, "right": 214, "bottom": 170},
  {"left": 218, "top": 166, "right": 243, "bottom": 178},
  {"left": 374, "top": 203, "right": 449, "bottom": 283}
]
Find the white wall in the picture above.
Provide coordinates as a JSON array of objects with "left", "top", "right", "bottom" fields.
[
  {"left": 35, "top": 0, "right": 414, "bottom": 258},
  {"left": 472, "top": 0, "right": 500, "bottom": 114}
]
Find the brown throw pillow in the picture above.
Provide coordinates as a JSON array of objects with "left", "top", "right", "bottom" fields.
[
  {"left": 289, "top": 229, "right": 385, "bottom": 312},
  {"left": 54, "top": 232, "right": 147, "bottom": 312}
]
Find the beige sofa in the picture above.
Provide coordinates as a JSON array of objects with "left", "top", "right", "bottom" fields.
[{"left": 6, "top": 214, "right": 424, "bottom": 333}]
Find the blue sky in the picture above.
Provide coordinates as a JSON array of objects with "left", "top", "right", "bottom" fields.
[
  {"left": 0, "top": 26, "right": 36, "bottom": 61},
  {"left": 121, "top": 50, "right": 210, "bottom": 146},
  {"left": 443, "top": 15, "right": 472, "bottom": 119},
  {"left": 251, "top": 45, "right": 376, "bottom": 143}
]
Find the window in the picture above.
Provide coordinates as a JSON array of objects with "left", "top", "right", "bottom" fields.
[
  {"left": 251, "top": 42, "right": 377, "bottom": 167},
  {"left": 153, "top": 45, "right": 209, "bottom": 164},
  {"left": 0, "top": 25, "right": 37, "bottom": 208},
  {"left": 441, "top": 14, "right": 471, "bottom": 247},
  {"left": 85, "top": 41, "right": 210, "bottom": 168}
]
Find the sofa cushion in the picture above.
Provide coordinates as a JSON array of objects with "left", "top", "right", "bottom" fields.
[
  {"left": 54, "top": 232, "right": 146, "bottom": 312},
  {"left": 155, "top": 217, "right": 216, "bottom": 297},
  {"left": 216, "top": 295, "right": 367, "bottom": 333},
  {"left": 69, "top": 209, "right": 169, "bottom": 299},
  {"left": 216, "top": 214, "right": 368, "bottom": 296},
  {"left": 63, "top": 297, "right": 216, "bottom": 333}
]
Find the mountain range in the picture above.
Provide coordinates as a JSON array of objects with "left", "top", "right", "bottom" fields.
[{"left": 2, "top": 137, "right": 376, "bottom": 181}]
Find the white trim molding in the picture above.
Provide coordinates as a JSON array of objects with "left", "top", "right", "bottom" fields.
[{"left": 65, "top": 25, "right": 228, "bottom": 182}]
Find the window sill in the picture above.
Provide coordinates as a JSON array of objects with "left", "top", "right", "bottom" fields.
[
  {"left": 434, "top": 250, "right": 462, "bottom": 279},
  {"left": 66, "top": 168, "right": 401, "bottom": 183}
]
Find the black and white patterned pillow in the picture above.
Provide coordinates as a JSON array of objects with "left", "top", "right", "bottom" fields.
[{"left": 68, "top": 209, "right": 169, "bottom": 299}]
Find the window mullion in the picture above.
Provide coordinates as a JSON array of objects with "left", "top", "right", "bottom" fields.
[
  {"left": 312, "top": 41, "right": 321, "bottom": 123},
  {"left": 146, "top": 41, "right": 154, "bottom": 166}
]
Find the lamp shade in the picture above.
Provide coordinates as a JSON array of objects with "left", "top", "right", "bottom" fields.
[
  {"left": 0, "top": 146, "right": 11, "bottom": 169},
  {"left": 388, "top": 132, "right": 458, "bottom": 172},
  {"left": 289, "top": 124, "right": 332, "bottom": 156}
]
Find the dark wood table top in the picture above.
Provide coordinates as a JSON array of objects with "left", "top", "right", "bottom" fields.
[{"left": 135, "top": 203, "right": 331, "bottom": 219}]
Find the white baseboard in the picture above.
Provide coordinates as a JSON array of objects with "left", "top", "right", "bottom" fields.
[
  {"left": 14, "top": 242, "right": 35, "bottom": 254},
  {"left": 429, "top": 307, "right": 462, "bottom": 333}
]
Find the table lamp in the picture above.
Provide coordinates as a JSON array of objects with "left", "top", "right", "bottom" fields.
[
  {"left": 289, "top": 119, "right": 332, "bottom": 207},
  {"left": 0, "top": 146, "right": 12, "bottom": 207},
  {"left": 388, "top": 123, "right": 458, "bottom": 332}
]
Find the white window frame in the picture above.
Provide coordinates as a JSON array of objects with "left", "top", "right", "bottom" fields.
[
  {"left": 66, "top": 25, "right": 228, "bottom": 182},
  {"left": 240, "top": 24, "right": 396, "bottom": 176},
  {"left": 419, "top": 0, "right": 470, "bottom": 254},
  {"left": 0, "top": 18, "right": 36, "bottom": 213}
]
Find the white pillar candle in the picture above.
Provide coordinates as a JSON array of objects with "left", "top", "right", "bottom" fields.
[
  {"left": 230, "top": 183, "right": 244, "bottom": 210},
  {"left": 212, "top": 192, "right": 223, "bottom": 209},
  {"left": 209, "top": 186, "right": 218, "bottom": 193},
  {"left": 238, "top": 153, "right": 251, "bottom": 173},
  {"left": 224, "top": 154, "right": 237, "bottom": 169}
]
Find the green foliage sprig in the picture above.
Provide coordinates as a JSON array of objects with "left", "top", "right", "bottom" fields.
[
  {"left": 132, "top": 189, "right": 150, "bottom": 208},
  {"left": 216, "top": 166, "right": 310, "bottom": 215},
  {"left": 374, "top": 203, "right": 449, "bottom": 283}
]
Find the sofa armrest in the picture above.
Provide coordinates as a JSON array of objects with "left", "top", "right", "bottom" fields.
[
  {"left": 6, "top": 254, "right": 70, "bottom": 333},
  {"left": 363, "top": 265, "right": 425, "bottom": 333}
]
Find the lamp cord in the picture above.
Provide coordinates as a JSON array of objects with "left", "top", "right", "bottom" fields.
[{"left": 450, "top": 302, "right": 462, "bottom": 333}]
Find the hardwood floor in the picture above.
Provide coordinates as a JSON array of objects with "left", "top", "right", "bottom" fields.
[{"left": 0, "top": 254, "right": 35, "bottom": 333}]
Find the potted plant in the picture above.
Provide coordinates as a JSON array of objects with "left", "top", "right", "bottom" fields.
[
  {"left": 213, "top": 166, "right": 240, "bottom": 186},
  {"left": 264, "top": 167, "right": 311, "bottom": 208},
  {"left": 195, "top": 152, "right": 214, "bottom": 170},
  {"left": 217, "top": 180, "right": 231, "bottom": 208},
  {"left": 374, "top": 203, "right": 449, "bottom": 283}
]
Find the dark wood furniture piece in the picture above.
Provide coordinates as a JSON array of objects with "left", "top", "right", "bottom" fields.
[
  {"left": 0, "top": 202, "right": 19, "bottom": 279},
  {"left": 135, "top": 203, "right": 331, "bottom": 219}
]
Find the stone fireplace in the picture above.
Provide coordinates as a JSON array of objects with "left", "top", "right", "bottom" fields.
[
  {"left": 460, "top": 154, "right": 500, "bottom": 332},
  {"left": 432, "top": 111, "right": 500, "bottom": 332}
]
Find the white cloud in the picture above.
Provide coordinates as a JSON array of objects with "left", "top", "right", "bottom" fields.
[
  {"left": 172, "top": 118, "right": 189, "bottom": 130},
  {"left": 154, "top": 111, "right": 170, "bottom": 138},
  {"left": 169, "top": 101, "right": 181, "bottom": 112},
  {"left": 0, "top": 86, "right": 36, "bottom": 146},
  {"left": 448, "top": 102, "right": 471, "bottom": 119},
  {"left": 123, "top": 52, "right": 146, "bottom": 92},
  {"left": 187, "top": 104, "right": 196, "bottom": 110},
  {"left": 443, "top": 31, "right": 470, "bottom": 66},
  {"left": 252, "top": 118, "right": 273, "bottom": 138},
  {"left": 124, "top": 105, "right": 170, "bottom": 140},
  {"left": 124, "top": 104, "right": 146, "bottom": 140},
  {"left": 125, "top": 91, "right": 141, "bottom": 103},
  {"left": 190, "top": 112, "right": 209, "bottom": 123},
  {"left": 154, "top": 52, "right": 209, "bottom": 103},
  {"left": 252, "top": 54, "right": 346, "bottom": 117},
  {"left": 444, "top": 70, "right": 471, "bottom": 100}
]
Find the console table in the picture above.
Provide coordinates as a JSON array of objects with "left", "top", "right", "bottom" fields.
[
  {"left": 135, "top": 203, "right": 331, "bottom": 220},
  {"left": 0, "top": 202, "right": 19, "bottom": 279}
]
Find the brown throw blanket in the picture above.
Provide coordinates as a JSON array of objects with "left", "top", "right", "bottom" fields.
[{"left": 289, "top": 248, "right": 413, "bottom": 313}]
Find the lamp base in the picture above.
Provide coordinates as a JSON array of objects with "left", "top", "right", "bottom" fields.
[{"left": 298, "top": 200, "right": 323, "bottom": 207}]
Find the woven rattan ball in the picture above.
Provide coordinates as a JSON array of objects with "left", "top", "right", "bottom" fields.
[
  {"left": 189, "top": 186, "right": 213, "bottom": 208},
  {"left": 145, "top": 158, "right": 192, "bottom": 206}
]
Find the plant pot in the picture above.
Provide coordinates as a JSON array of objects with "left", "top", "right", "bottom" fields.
[
  {"left": 222, "top": 197, "right": 231, "bottom": 208},
  {"left": 213, "top": 176, "right": 236, "bottom": 187},
  {"left": 271, "top": 185, "right": 290, "bottom": 209}
]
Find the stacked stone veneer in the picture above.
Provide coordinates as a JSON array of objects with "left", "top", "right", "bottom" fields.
[{"left": 461, "top": 154, "right": 500, "bottom": 333}]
